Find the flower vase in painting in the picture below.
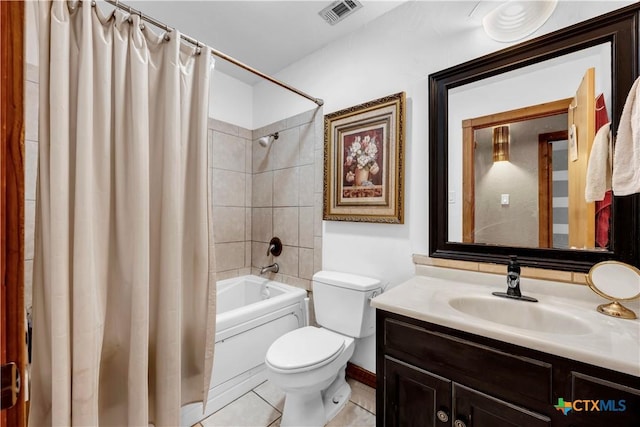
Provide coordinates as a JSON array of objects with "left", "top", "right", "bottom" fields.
[{"left": 343, "top": 131, "right": 382, "bottom": 194}]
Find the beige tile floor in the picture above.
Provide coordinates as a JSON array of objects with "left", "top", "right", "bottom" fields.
[{"left": 193, "top": 378, "right": 376, "bottom": 427}]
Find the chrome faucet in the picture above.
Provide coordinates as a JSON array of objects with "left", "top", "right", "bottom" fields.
[
  {"left": 492, "top": 256, "right": 538, "bottom": 302},
  {"left": 260, "top": 263, "right": 279, "bottom": 275}
]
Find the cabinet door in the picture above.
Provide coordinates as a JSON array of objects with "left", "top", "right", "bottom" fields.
[
  {"left": 383, "top": 357, "right": 451, "bottom": 427},
  {"left": 453, "top": 384, "right": 551, "bottom": 427},
  {"left": 567, "top": 372, "right": 640, "bottom": 427}
]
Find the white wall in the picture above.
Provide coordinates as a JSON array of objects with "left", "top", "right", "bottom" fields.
[
  {"left": 251, "top": 1, "right": 633, "bottom": 372},
  {"left": 209, "top": 69, "right": 253, "bottom": 130}
]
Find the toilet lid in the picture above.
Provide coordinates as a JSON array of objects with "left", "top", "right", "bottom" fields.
[{"left": 266, "top": 326, "right": 345, "bottom": 371}]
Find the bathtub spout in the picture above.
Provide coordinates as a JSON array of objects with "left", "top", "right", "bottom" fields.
[{"left": 260, "top": 263, "right": 279, "bottom": 275}]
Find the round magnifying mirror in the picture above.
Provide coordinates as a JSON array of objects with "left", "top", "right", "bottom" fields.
[{"left": 586, "top": 261, "right": 640, "bottom": 320}]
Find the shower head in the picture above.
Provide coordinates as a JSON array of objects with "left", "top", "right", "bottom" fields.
[{"left": 258, "top": 132, "right": 279, "bottom": 148}]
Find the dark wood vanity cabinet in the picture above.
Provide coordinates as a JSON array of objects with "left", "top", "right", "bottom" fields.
[{"left": 376, "top": 310, "right": 640, "bottom": 427}]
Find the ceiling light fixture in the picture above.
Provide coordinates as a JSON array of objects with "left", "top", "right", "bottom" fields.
[{"left": 483, "top": 0, "right": 558, "bottom": 43}]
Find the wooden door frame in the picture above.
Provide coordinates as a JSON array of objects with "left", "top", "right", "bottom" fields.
[
  {"left": 538, "top": 131, "right": 569, "bottom": 248},
  {"left": 461, "top": 98, "right": 573, "bottom": 243},
  {"left": 1, "top": 1, "right": 26, "bottom": 427}
]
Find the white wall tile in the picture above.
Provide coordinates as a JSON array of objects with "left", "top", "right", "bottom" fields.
[
  {"left": 245, "top": 208, "right": 252, "bottom": 241},
  {"left": 314, "top": 237, "right": 323, "bottom": 273},
  {"left": 273, "top": 207, "right": 299, "bottom": 247},
  {"left": 24, "top": 260, "right": 33, "bottom": 310},
  {"left": 212, "top": 207, "right": 245, "bottom": 242},
  {"left": 272, "top": 127, "right": 299, "bottom": 170},
  {"left": 299, "top": 122, "right": 315, "bottom": 166},
  {"left": 299, "top": 207, "right": 314, "bottom": 249},
  {"left": 315, "top": 112, "right": 325, "bottom": 151},
  {"left": 24, "top": 200, "right": 35, "bottom": 261},
  {"left": 212, "top": 131, "right": 246, "bottom": 172},
  {"left": 314, "top": 193, "right": 323, "bottom": 237},
  {"left": 245, "top": 139, "right": 253, "bottom": 173},
  {"left": 252, "top": 139, "right": 273, "bottom": 173},
  {"left": 252, "top": 207, "right": 273, "bottom": 243},
  {"left": 277, "top": 246, "right": 299, "bottom": 277},
  {"left": 215, "top": 242, "right": 245, "bottom": 272},
  {"left": 212, "top": 169, "right": 245, "bottom": 206},
  {"left": 252, "top": 171, "right": 273, "bottom": 207},
  {"left": 245, "top": 172, "right": 252, "bottom": 207},
  {"left": 209, "top": 118, "right": 239, "bottom": 136},
  {"left": 251, "top": 241, "right": 270, "bottom": 268},
  {"left": 25, "top": 140, "right": 38, "bottom": 201},
  {"left": 314, "top": 148, "right": 324, "bottom": 194},
  {"left": 286, "top": 108, "right": 316, "bottom": 129},
  {"left": 25, "top": 80, "right": 39, "bottom": 142},
  {"left": 299, "top": 248, "right": 314, "bottom": 280},
  {"left": 299, "top": 164, "right": 314, "bottom": 207},
  {"left": 273, "top": 167, "right": 299, "bottom": 207}
]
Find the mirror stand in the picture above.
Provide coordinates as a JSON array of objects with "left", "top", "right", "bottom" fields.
[{"left": 595, "top": 301, "right": 637, "bottom": 320}]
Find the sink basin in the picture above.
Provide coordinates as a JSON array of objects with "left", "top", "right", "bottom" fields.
[{"left": 448, "top": 296, "right": 593, "bottom": 335}]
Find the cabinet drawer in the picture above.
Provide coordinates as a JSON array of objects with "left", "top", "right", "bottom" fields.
[{"left": 384, "top": 318, "right": 552, "bottom": 407}]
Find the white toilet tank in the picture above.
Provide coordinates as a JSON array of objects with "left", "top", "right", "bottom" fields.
[{"left": 312, "top": 271, "right": 382, "bottom": 338}]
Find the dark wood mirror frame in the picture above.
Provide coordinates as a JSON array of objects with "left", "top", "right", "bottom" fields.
[{"left": 429, "top": 4, "right": 639, "bottom": 272}]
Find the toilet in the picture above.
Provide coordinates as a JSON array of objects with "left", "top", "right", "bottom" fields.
[{"left": 265, "top": 271, "right": 383, "bottom": 427}]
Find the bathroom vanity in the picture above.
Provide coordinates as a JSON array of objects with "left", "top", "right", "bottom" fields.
[{"left": 372, "top": 268, "right": 640, "bottom": 427}]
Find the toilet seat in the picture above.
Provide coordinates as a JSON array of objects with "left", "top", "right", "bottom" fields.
[{"left": 266, "top": 327, "right": 345, "bottom": 373}]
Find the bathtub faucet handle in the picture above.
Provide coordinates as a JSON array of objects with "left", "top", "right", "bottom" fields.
[{"left": 266, "top": 237, "right": 283, "bottom": 257}]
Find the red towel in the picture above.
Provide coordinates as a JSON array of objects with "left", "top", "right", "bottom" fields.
[{"left": 594, "top": 94, "right": 611, "bottom": 248}]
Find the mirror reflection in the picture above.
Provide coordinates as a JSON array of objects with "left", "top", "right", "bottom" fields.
[
  {"left": 471, "top": 113, "right": 569, "bottom": 248},
  {"left": 448, "top": 43, "right": 612, "bottom": 251}
]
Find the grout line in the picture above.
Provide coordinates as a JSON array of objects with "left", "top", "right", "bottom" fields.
[
  {"left": 252, "top": 390, "right": 282, "bottom": 415},
  {"left": 267, "top": 415, "right": 282, "bottom": 427},
  {"left": 349, "top": 399, "right": 376, "bottom": 416}
]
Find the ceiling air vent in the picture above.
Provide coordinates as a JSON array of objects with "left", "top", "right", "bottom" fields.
[{"left": 319, "top": 0, "right": 363, "bottom": 26}]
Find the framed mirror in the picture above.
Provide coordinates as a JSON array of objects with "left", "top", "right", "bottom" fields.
[{"left": 429, "top": 4, "right": 639, "bottom": 272}]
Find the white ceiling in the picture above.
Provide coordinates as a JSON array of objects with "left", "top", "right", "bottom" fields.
[
  {"left": 116, "top": 1, "right": 636, "bottom": 86},
  {"left": 125, "top": 1, "right": 410, "bottom": 84}
]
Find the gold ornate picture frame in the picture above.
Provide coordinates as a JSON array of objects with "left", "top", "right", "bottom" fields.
[{"left": 324, "top": 92, "right": 405, "bottom": 223}]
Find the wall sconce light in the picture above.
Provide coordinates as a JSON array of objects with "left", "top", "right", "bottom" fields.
[{"left": 493, "top": 125, "right": 510, "bottom": 162}]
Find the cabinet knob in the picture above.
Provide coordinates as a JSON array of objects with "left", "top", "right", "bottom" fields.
[
  {"left": 436, "top": 410, "right": 449, "bottom": 422},
  {"left": 454, "top": 420, "right": 467, "bottom": 427}
]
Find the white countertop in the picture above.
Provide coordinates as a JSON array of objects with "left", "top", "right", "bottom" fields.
[{"left": 371, "top": 266, "right": 640, "bottom": 377}]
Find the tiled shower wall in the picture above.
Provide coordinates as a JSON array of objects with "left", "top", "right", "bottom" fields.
[
  {"left": 209, "top": 119, "right": 254, "bottom": 279},
  {"left": 23, "top": 68, "right": 324, "bottom": 308},
  {"left": 249, "top": 109, "right": 324, "bottom": 291},
  {"left": 24, "top": 64, "right": 38, "bottom": 311}
]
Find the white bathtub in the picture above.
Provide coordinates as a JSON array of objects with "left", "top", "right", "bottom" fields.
[{"left": 181, "top": 275, "right": 307, "bottom": 426}]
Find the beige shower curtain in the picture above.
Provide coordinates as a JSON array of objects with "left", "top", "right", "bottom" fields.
[{"left": 29, "top": 1, "right": 216, "bottom": 425}]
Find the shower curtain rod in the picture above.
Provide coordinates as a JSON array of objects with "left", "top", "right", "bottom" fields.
[{"left": 101, "top": 0, "right": 324, "bottom": 107}]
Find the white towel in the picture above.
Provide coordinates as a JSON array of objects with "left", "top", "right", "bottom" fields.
[
  {"left": 585, "top": 122, "right": 611, "bottom": 202},
  {"left": 612, "top": 76, "right": 640, "bottom": 195}
]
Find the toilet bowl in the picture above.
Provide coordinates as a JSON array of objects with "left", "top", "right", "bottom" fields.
[
  {"left": 265, "top": 271, "right": 383, "bottom": 427},
  {"left": 266, "top": 326, "right": 355, "bottom": 427}
]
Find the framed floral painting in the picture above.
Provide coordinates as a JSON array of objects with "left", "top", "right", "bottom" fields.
[{"left": 323, "top": 92, "right": 405, "bottom": 223}]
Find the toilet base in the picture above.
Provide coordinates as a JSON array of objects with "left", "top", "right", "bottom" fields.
[
  {"left": 322, "top": 365, "right": 351, "bottom": 423},
  {"left": 280, "top": 365, "right": 352, "bottom": 427}
]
